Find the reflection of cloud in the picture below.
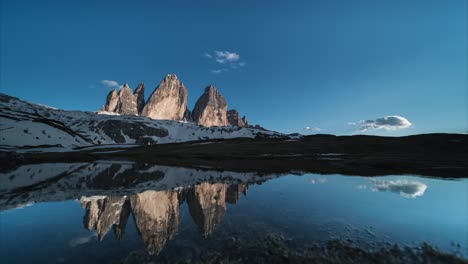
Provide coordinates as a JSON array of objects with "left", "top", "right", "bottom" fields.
[
  {"left": 371, "top": 179, "right": 427, "bottom": 198},
  {"left": 308, "top": 178, "right": 327, "bottom": 184},
  {"left": 69, "top": 232, "right": 97, "bottom": 247}
]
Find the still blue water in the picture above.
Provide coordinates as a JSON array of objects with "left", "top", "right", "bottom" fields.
[{"left": 0, "top": 173, "right": 467, "bottom": 263}]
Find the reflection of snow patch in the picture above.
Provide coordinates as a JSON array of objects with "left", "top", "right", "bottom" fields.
[{"left": 372, "top": 179, "right": 427, "bottom": 198}]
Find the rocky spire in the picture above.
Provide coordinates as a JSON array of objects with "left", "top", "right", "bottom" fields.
[
  {"left": 141, "top": 74, "right": 188, "bottom": 121},
  {"left": 192, "top": 85, "right": 228, "bottom": 127},
  {"left": 100, "top": 84, "right": 139, "bottom": 116},
  {"left": 102, "top": 90, "right": 119, "bottom": 112},
  {"left": 134, "top": 83, "right": 145, "bottom": 115},
  {"left": 227, "top": 109, "right": 248, "bottom": 127},
  {"left": 116, "top": 84, "right": 138, "bottom": 115}
]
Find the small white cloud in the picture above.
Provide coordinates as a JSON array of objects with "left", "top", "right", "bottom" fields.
[
  {"left": 214, "top": 50, "right": 240, "bottom": 62},
  {"left": 210, "top": 69, "right": 228, "bottom": 74},
  {"left": 304, "top": 126, "right": 321, "bottom": 131},
  {"left": 101, "top": 80, "right": 121, "bottom": 90},
  {"left": 205, "top": 50, "right": 246, "bottom": 73},
  {"left": 349, "top": 116, "right": 412, "bottom": 132}
]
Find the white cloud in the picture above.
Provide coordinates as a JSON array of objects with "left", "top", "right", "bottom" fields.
[
  {"left": 204, "top": 50, "right": 246, "bottom": 73},
  {"left": 304, "top": 126, "right": 321, "bottom": 131},
  {"left": 101, "top": 80, "right": 121, "bottom": 90},
  {"left": 371, "top": 179, "right": 427, "bottom": 198},
  {"left": 210, "top": 69, "right": 228, "bottom": 74},
  {"left": 350, "top": 115, "right": 412, "bottom": 131},
  {"left": 214, "top": 50, "right": 240, "bottom": 63}
]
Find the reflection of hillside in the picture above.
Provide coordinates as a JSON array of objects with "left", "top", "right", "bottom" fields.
[
  {"left": 0, "top": 161, "right": 274, "bottom": 211},
  {"left": 80, "top": 183, "right": 249, "bottom": 255}
]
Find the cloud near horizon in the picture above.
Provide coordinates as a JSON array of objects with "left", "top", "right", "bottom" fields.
[
  {"left": 100, "top": 80, "right": 122, "bottom": 90},
  {"left": 304, "top": 126, "right": 321, "bottom": 131},
  {"left": 205, "top": 50, "right": 245, "bottom": 74},
  {"left": 350, "top": 115, "right": 412, "bottom": 131}
]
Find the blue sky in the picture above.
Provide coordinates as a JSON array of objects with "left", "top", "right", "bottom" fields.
[{"left": 1, "top": 0, "right": 466, "bottom": 135}]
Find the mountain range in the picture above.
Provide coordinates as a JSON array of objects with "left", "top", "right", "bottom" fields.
[
  {"left": 99, "top": 74, "right": 251, "bottom": 128},
  {"left": 0, "top": 74, "right": 285, "bottom": 151}
]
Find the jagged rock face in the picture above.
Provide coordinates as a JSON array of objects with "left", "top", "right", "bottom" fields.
[
  {"left": 130, "top": 190, "right": 180, "bottom": 255},
  {"left": 141, "top": 74, "right": 188, "bottom": 121},
  {"left": 187, "top": 183, "right": 227, "bottom": 237},
  {"left": 192, "top": 86, "right": 228, "bottom": 127},
  {"left": 134, "top": 83, "right": 145, "bottom": 115},
  {"left": 183, "top": 108, "right": 193, "bottom": 122},
  {"left": 116, "top": 84, "right": 138, "bottom": 115},
  {"left": 101, "top": 84, "right": 143, "bottom": 116},
  {"left": 227, "top": 109, "right": 248, "bottom": 127},
  {"left": 102, "top": 90, "right": 119, "bottom": 112}
]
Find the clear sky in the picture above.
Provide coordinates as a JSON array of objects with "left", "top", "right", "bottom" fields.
[{"left": 1, "top": 0, "right": 466, "bottom": 135}]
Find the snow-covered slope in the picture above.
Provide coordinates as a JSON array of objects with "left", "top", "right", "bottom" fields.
[{"left": 0, "top": 93, "right": 284, "bottom": 151}]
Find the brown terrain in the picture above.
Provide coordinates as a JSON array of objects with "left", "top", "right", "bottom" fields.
[{"left": 6, "top": 133, "right": 467, "bottom": 178}]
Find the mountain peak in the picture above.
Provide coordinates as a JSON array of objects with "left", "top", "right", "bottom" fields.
[
  {"left": 192, "top": 85, "right": 228, "bottom": 127},
  {"left": 141, "top": 74, "right": 188, "bottom": 121},
  {"left": 165, "top": 73, "right": 178, "bottom": 80},
  {"left": 204, "top": 85, "right": 216, "bottom": 92}
]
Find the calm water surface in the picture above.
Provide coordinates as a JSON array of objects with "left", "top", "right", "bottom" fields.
[{"left": 0, "top": 162, "right": 466, "bottom": 263}]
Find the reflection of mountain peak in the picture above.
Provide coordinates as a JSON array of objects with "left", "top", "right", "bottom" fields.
[
  {"left": 226, "top": 184, "right": 248, "bottom": 204},
  {"left": 113, "top": 199, "right": 131, "bottom": 240},
  {"left": 130, "top": 190, "right": 180, "bottom": 255},
  {"left": 79, "top": 182, "right": 250, "bottom": 255},
  {"left": 187, "top": 183, "right": 227, "bottom": 237},
  {"left": 80, "top": 196, "right": 129, "bottom": 240}
]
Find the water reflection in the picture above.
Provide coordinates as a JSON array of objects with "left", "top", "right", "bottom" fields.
[
  {"left": 355, "top": 179, "right": 428, "bottom": 198},
  {"left": 371, "top": 179, "right": 427, "bottom": 198},
  {"left": 0, "top": 161, "right": 273, "bottom": 211},
  {"left": 80, "top": 183, "right": 248, "bottom": 255},
  {"left": 1, "top": 162, "right": 467, "bottom": 263}
]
